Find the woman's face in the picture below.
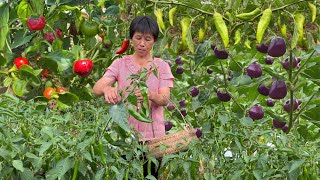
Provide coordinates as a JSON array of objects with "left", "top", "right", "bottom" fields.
[{"left": 132, "top": 32, "right": 155, "bottom": 57}]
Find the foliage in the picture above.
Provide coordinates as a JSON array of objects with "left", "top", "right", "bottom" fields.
[{"left": 0, "top": 0, "right": 320, "bottom": 179}]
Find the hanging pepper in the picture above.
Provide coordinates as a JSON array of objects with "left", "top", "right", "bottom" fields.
[
  {"left": 26, "top": 15, "right": 46, "bottom": 31},
  {"left": 169, "top": 7, "right": 177, "bottom": 26},
  {"left": 236, "top": 8, "right": 261, "bottom": 21},
  {"left": 71, "top": 158, "right": 79, "bottom": 180},
  {"left": 233, "top": 28, "right": 241, "bottom": 45},
  {"left": 256, "top": 8, "right": 272, "bottom": 44},
  {"left": 115, "top": 39, "right": 130, "bottom": 54},
  {"left": 127, "top": 105, "right": 153, "bottom": 123},
  {"left": 214, "top": 12, "right": 229, "bottom": 48},
  {"left": 294, "top": 13, "right": 305, "bottom": 45},
  {"left": 180, "top": 17, "right": 191, "bottom": 50},
  {"left": 308, "top": 3, "right": 316, "bottom": 23},
  {"left": 154, "top": 8, "right": 166, "bottom": 32},
  {"left": 198, "top": 21, "right": 208, "bottom": 42},
  {"left": 277, "top": 16, "right": 287, "bottom": 38}
]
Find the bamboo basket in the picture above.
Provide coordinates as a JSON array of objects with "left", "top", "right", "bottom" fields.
[{"left": 146, "top": 127, "right": 198, "bottom": 158}]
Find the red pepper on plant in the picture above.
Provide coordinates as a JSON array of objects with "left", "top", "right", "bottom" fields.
[
  {"left": 55, "top": 28, "right": 63, "bottom": 39},
  {"left": 14, "top": 57, "right": 29, "bottom": 70},
  {"left": 42, "top": 69, "right": 49, "bottom": 78},
  {"left": 44, "top": 32, "right": 55, "bottom": 44},
  {"left": 43, "top": 87, "right": 55, "bottom": 99},
  {"left": 73, "top": 59, "right": 94, "bottom": 77},
  {"left": 115, "top": 39, "right": 130, "bottom": 54},
  {"left": 26, "top": 15, "right": 46, "bottom": 31}
]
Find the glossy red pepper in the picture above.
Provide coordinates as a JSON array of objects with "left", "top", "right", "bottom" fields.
[
  {"left": 42, "top": 69, "right": 48, "bottom": 78},
  {"left": 115, "top": 39, "right": 130, "bottom": 54},
  {"left": 14, "top": 57, "right": 29, "bottom": 70},
  {"left": 26, "top": 15, "right": 46, "bottom": 31},
  {"left": 44, "top": 32, "right": 55, "bottom": 44},
  {"left": 73, "top": 59, "right": 94, "bottom": 77}
]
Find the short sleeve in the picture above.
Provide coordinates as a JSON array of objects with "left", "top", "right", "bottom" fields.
[
  {"left": 103, "top": 59, "right": 120, "bottom": 81},
  {"left": 159, "top": 61, "right": 174, "bottom": 88}
]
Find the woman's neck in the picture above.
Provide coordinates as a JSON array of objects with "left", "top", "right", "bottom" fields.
[{"left": 132, "top": 53, "right": 153, "bottom": 66}]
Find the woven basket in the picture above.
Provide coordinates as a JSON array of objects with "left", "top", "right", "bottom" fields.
[{"left": 146, "top": 127, "right": 198, "bottom": 158}]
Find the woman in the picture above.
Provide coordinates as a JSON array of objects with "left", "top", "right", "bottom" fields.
[{"left": 93, "top": 15, "right": 174, "bottom": 177}]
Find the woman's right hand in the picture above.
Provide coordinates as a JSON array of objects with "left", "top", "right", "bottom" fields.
[{"left": 104, "top": 87, "right": 122, "bottom": 105}]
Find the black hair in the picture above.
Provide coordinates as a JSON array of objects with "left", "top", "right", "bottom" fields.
[{"left": 129, "top": 16, "right": 159, "bottom": 41}]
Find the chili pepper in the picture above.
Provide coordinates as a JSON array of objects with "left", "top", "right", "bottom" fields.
[
  {"left": 180, "top": 17, "right": 191, "bottom": 50},
  {"left": 55, "top": 146, "right": 61, "bottom": 162},
  {"left": 277, "top": 16, "right": 287, "bottom": 38},
  {"left": 169, "top": 7, "right": 177, "bottom": 26},
  {"left": 154, "top": 8, "right": 166, "bottom": 32},
  {"left": 90, "top": 145, "right": 95, "bottom": 160},
  {"left": 147, "top": 159, "right": 151, "bottom": 175},
  {"left": 233, "top": 28, "right": 241, "bottom": 45},
  {"left": 98, "top": 140, "right": 106, "bottom": 165},
  {"left": 115, "top": 39, "right": 130, "bottom": 54},
  {"left": 256, "top": 8, "right": 272, "bottom": 44},
  {"left": 244, "top": 38, "right": 251, "bottom": 49},
  {"left": 214, "top": 12, "right": 229, "bottom": 48},
  {"left": 125, "top": 167, "right": 129, "bottom": 180},
  {"left": 127, "top": 105, "right": 153, "bottom": 123},
  {"left": 236, "top": 8, "right": 261, "bottom": 20},
  {"left": 26, "top": 15, "right": 46, "bottom": 31},
  {"left": 308, "top": 3, "right": 316, "bottom": 23},
  {"left": 71, "top": 158, "right": 79, "bottom": 180},
  {"left": 198, "top": 21, "right": 208, "bottom": 42},
  {"left": 294, "top": 13, "right": 305, "bottom": 45},
  {"left": 139, "top": 86, "right": 149, "bottom": 117},
  {"left": 21, "top": 123, "right": 30, "bottom": 139}
]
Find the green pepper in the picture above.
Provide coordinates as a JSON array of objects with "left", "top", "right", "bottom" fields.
[
  {"left": 214, "top": 12, "right": 229, "bottom": 48},
  {"left": 80, "top": 20, "right": 99, "bottom": 37},
  {"left": 180, "top": 17, "right": 191, "bottom": 50},
  {"left": 71, "top": 158, "right": 79, "bottom": 180},
  {"left": 277, "top": 16, "right": 287, "bottom": 38},
  {"left": 21, "top": 123, "right": 30, "bottom": 139},
  {"left": 256, "top": 8, "right": 272, "bottom": 44},
  {"left": 294, "top": 13, "right": 305, "bottom": 45},
  {"left": 308, "top": 3, "right": 316, "bottom": 23},
  {"left": 236, "top": 8, "right": 261, "bottom": 21},
  {"left": 169, "top": 7, "right": 177, "bottom": 26},
  {"left": 139, "top": 86, "right": 149, "bottom": 117},
  {"left": 98, "top": 140, "right": 106, "bottom": 165},
  {"left": 154, "top": 8, "right": 166, "bottom": 32},
  {"left": 127, "top": 105, "right": 153, "bottom": 123},
  {"left": 233, "top": 28, "right": 241, "bottom": 45}
]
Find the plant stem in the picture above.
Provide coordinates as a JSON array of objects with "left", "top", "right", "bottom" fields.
[
  {"left": 292, "top": 91, "right": 318, "bottom": 122},
  {"left": 288, "top": 51, "right": 294, "bottom": 132},
  {"left": 294, "top": 50, "right": 316, "bottom": 82}
]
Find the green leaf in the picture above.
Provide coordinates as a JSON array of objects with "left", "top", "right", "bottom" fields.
[
  {"left": 0, "top": 3, "right": 9, "bottom": 50},
  {"left": 17, "top": 0, "right": 33, "bottom": 24},
  {"left": 109, "top": 102, "right": 130, "bottom": 132},
  {"left": 289, "top": 160, "right": 305, "bottom": 173},
  {"left": 45, "top": 157, "right": 73, "bottom": 180},
  {"left": 12, "top": 79, "right": 28, "bottom": 97},
  {"left": 186, "top": 25, "right": 195, "bottom": 54},
  {"left": 70, "top": 86, "right": 93, "bottom": 101},
  {"left": 0, "top": 54, "right": 6, "bottom": 66},
  {"left": 41, "top": 50, "right": 75, "bottom": 77},
  {"left": 11, "top": 30, "right": 34, "bottom": 49},
  {"left": 12, "top": 160, "right": 24, "bottom": 172},
  {"left": 38, "top": 141, "right": 53, "bottom": 156},
  {"left": 19, "top": 168, "right": 37, "bottom": 180},
  {"left": 240, "top": 117, "right": 254, "bottom": 127},
  {"left": 229, "top": 75, "right": 252, "bottom": 87},
  {"left": 153, "top": 29, "right": 169, "bottom": 57},
  {"left": 94, "top": 168, "right": 105, "bottom": 180},
  {"left": 31, "top": 0, "right": 44, "bottom": 15},
  {"left": 194, "top": 41, "right": 211, "bottom": 68},
  {"left": 58, "top": 92, "right": 79, "bottom": 105},
  {"left": 218, "top": 113, "right": 229, "bottom": 125},
  {"left": 291, "top": 22, "right": 299, "bottom": 49},
  {"left": 19, "top": 65, "right": 41, "bottom": 85},
  {"left": 104, "top": 5, "right": 120, "bottom": 15}
]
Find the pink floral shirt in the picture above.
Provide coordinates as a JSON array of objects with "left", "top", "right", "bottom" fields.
[{"left": 104, "top": 55, "right": 174, "bottom": 141}]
